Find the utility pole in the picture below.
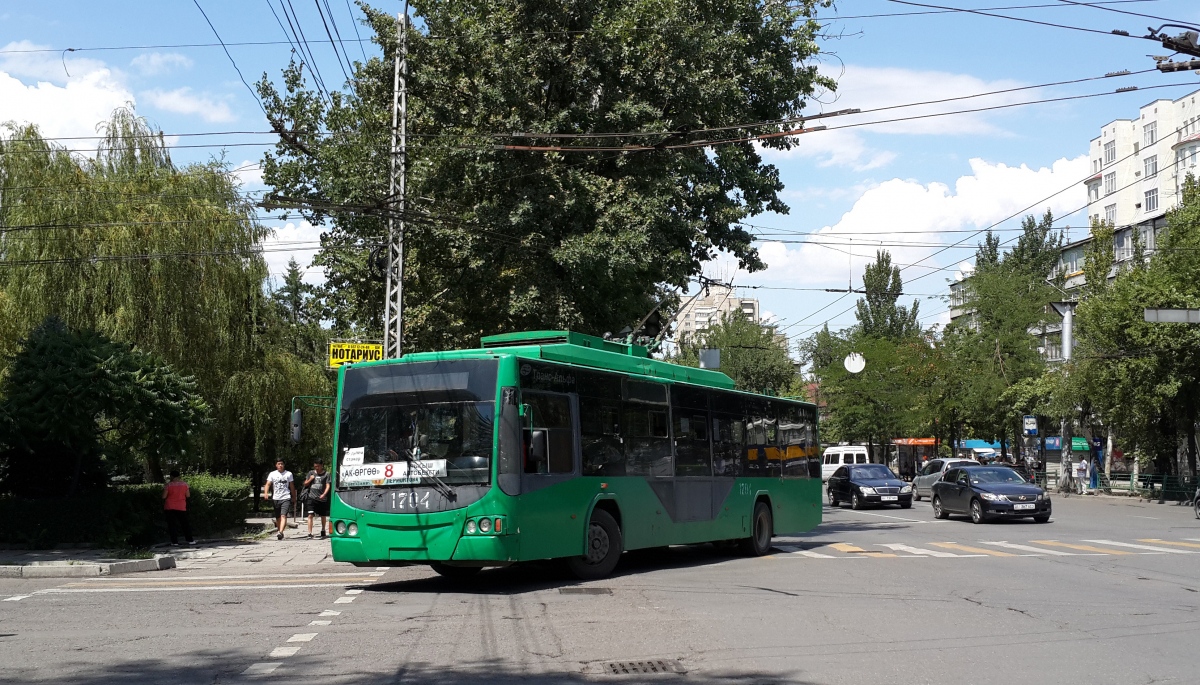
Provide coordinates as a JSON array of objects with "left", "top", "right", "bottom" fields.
[{"left": 384, "top": 9, "right": 409, "bottom": 359}]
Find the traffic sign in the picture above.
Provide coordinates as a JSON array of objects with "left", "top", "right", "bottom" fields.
[
  {"left": 1023, "top": 415, "right": 1037, "bottom": 436},
  {"left": 328, "top": 341, "right": 384, "bottom": 368}
]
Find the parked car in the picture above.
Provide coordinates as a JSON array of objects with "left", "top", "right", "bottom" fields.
[
  {"left": 820, "top": 445, "right": 871, "bottom": 482},
  {"left": 827, "top": 464, "right": 913, "bottom": 510},
  {"left": 911, "top": 458, "right": 979, "bottom": 500},
  {"left": 931, "top": 465, "right": 1051, "bottom": 524}
]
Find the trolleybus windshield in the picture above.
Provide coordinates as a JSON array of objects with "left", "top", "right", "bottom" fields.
[{"left": 337, "top": 360, "right": 497, "bottom": 488}]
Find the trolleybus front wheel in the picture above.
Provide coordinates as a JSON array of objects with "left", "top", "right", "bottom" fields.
[
  {"left": 430, "top": 562, "right": 482, "bottom": 580},
  {"left": 567, "top": 509, "right": 623, "bottom": 580},
  {"left": 739, "top": 501, "right": 773, "bottom": 556}
]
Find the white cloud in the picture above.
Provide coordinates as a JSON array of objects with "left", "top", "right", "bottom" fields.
[
  {"left": 262, "top": 220, "right": 326, "bottom": 285},
  {"left": 141, "top": 87, "right": 234, "bottom": 123},
  {"left": 717, "top": 155, "right": 1090, "bottom": 288},
  {"left": 130, "top": 52, "right": 193, "bottom": 76},
  {"left": 0, "top": 59, "right": 133, "bottom": 141},
  {"left": 0, "top": 40, "right": 112, "bottom": 84},
  {"left": 231, "top": 160, "right": 264, "bottom": 188},
  {"left": 763, "top": 66, "right": 1029, "bottom": 169}
]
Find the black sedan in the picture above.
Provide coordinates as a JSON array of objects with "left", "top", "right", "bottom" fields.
[
  {"left": 931, "top": 466, "right": 1051, "bottom": 524},
  {"left": 827, "top": 464, "right": 913, "bottom": 510}
]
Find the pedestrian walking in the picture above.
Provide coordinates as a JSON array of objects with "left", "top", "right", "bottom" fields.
[
  {"left": 1076, "top": 457, "right": 1089, "bottom": 495},
  {"left": 1060, "top": 457, "right": 1074, "bottom": 495},
  {"left": 303, "top": 461, "right": 332, "bottom": 539},
  {"left": 162, "top": 469, "right": 195, "bottom": 546},
  {"left": 262, "top": 460, "right": 296, "bottom": 540}
]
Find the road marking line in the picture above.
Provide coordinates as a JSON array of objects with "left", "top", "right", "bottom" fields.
[
  {"left": 836, "top": 510, "right": 928, "bottom": 523},
  {"left": 69, "top": 578, "right": 377, "bottom": 589},
  {"left": 981, "top": 541, "right": 1078, "bottom": 556},
  {"left": 334, "top": 597, "right": 355, "bottom": 604},
  {"left": 269, "top": 647, "right": 300, "bottom": 657},
  {"left": 2, "top": 596, "right": 30, "bottom": 602},
  {"left": 309, "top": 620, "right": 331, "bottom": 626},
  {"left": 828, "top": 543, "right": 896, "bottom": 557},
  {"left": 369, "top": 572, "right": 385, "bottom": 577},
  {"left": 38, "top": 583, "right": 370, "bottom": 594},
  {"left": 319, "top": 610, "right": 341, "bottom": 617},
  {"left": 1131, "top": 515, "right": 1159, "bottom": 520},
  {"left": 241, "top": 663, "right": 281, "bottom": 676},
  {"left": 1138, "top": 539, "right": 1200, "bottom": 550},
  {"left": 376, "top": 567, "right": 389, "bottom": 571},
  {"left": 287, "top": 633, "right": 317, "bottom": 643},
  {"left": 84, "top": 572, "right": 373, "bottom": 582},
  {"left": 879, "top": 543, "right": 963, "bottom": 558},
  {"left": 1031, "top": 540, "right": 1134, "bottom": 555},
  {"left": 344, "top": 589, "right": 363, "bottom": 595},
  {"left": 931, "top": 542, "right": 1018, "bottom": 557},
  {"left": 1085, "top": 540, "right": 1194, "bottom": 554}
]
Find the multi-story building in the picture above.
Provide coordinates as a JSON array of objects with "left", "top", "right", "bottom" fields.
[{"left": 674, "top": 283, "right": 761, "bottom": 341}]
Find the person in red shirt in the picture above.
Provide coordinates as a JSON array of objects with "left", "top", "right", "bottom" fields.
[{"left": 162, "top": 470, "right": 195, "bottom": 546}]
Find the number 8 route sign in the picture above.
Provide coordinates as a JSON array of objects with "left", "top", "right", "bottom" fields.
[
  {"left": 1023, "top": 415, "right": 1038, "bottom": 436},
  {"left": 328, "top": 342, "right": 384, "bottom": 368}
]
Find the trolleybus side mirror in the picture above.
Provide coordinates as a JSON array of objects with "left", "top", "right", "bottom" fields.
[
  {"left": 530, "top": 429, "right": 548, "bottom": 465},
  {"left": 291, "top": 408, "right": 302, "bottom": 445}
]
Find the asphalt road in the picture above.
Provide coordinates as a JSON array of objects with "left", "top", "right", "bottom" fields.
[{"left": 3, "top": 493, "right": 1199, "bottom": 685}]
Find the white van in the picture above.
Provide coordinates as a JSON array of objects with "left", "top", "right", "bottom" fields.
[{"left": 820, "top": 446, "right": 871, "bottom": 482}]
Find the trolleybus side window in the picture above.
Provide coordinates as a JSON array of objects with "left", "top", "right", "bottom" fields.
[
  {"left": 744, "top": 397, "right": 779, "bottom": 477},
  {"left": 710, "top": 391, "right": 745, "bottom": 477},
  {"left": 672, "top": 384, "right": 712, "bottom": 477},
  {"left": 623, "top": 380, "right": 671, "bottom": 477},
  {"left": 778, "top": 403, "right": 815, "bottom": 479},
  {"left": 523, "top": 392, "right": 575, "bottom": 474}
]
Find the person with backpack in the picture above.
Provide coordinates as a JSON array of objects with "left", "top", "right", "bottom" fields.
[{"left": 303, "top": 461, "right": 332, "bottom": 539}]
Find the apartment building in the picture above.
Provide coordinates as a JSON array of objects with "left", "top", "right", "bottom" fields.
[{"left": 675, "top": 283, "right": 761, "bottom": 341}]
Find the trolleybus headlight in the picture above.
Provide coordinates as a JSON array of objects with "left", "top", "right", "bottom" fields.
[
  {"left": 465, "top": 519, "right": 477, "bottom": 535},
  {"left": 335, "top": 520, "right": 347, "bottom": 535},
  {"left": 479, "top": 518, "right": 492, "bottom": 534},
  {"left": 347, "top": 522, "right": 358, "bottom": 537}
]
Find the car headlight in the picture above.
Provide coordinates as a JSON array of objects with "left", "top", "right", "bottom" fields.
[
  {"left": 465, "top": 519, "right": 477, "bottom": 535},
  {"left": 1036, "top": 494, "right": 1043, "bottom": 501},
  {"left": 859, "top": 487, "right": 876, "bottom": 495},
  {"left": 900, "top": 485, "right": 912, "bottom": 493},
  {"left": 979, "top": 493, "right": 1009, "bottom": 502}
]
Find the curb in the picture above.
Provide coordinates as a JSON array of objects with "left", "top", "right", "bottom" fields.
[{"left": 0, "top": 554, "right": 176, "bottom": 578}]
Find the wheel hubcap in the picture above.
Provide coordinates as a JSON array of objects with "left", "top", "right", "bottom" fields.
[{"left": 585, "top": 523, "right": 610, "bottom": 564}]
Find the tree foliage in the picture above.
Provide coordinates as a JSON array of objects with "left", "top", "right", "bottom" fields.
[
  {"left": 0, "top": 318, "right": 208, "bottom": 497},
  {"left": 855, "top": 250, "right": 919, "bottom": 340},
  {"left": 257, "top": 0, "right": 834, "bottom": 348},
  {"left": 674, "top": 313, "right": 794, "bottom": 395}
]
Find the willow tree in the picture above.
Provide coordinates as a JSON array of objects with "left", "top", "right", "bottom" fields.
[{"left": 0, "top": 109, "right": 327, "bottom": 476}]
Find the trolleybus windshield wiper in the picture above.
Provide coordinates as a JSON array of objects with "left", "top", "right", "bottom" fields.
[{"left": 388, "top": 449, "right": 456, "bottom": 500}]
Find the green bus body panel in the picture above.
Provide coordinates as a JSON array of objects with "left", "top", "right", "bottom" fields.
[{"left": 328, "top": 334, "right": 820, "bottom": 566}]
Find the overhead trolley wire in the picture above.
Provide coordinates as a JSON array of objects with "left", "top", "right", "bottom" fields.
[{"left": 884, "top": 0, "right": 1159, "bottom": 38}]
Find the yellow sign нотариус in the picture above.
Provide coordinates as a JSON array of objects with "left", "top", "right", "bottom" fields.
[{"left": 328, "top": 342, "right": 384, "bottom": 368}]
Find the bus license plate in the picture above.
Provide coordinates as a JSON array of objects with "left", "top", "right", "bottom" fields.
[
  {"left": 881, "top": 495, "right": 898, "bottom": 501},
  {"left": 1014, "top": 503, "right": 1035, "bottom": 510}
]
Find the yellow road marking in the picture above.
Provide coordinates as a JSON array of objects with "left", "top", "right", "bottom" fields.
[
  {"left": 63, "top": 576, "right": 378, "bottom": 589},
  {"left": 1138, "top": 539, "right": 1200, "bottom": 550},
  {"left": 1029, "top": 540, "right": 1132, "bottom": 555},
  {"left": 828, "top": 543, "right": 897, "bottom": 558},
  {"left": 930, "top": 542, "right": 1016, "bottom": 557}
]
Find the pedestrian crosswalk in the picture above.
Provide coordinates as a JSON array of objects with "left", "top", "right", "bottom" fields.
[{"left": 770, "top": 537, "right": 1200, "bottom": 559}]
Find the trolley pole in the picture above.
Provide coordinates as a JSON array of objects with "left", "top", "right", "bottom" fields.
[{"left": 383, "top": 9, "right": 409, "bottom": 359}]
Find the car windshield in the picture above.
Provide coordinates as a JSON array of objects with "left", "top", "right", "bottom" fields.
[
  {"left": 969, "top": 467, "right": 1028, "bottom": 485},
  {"left": 949, "top": 461, "right": 977, "bottom": 468},
  {"left": 337, "top": 360, "right": 497, "bottom": 488},
  {"left": 852, "top": 465, "right": 895, "bottom": 480}
]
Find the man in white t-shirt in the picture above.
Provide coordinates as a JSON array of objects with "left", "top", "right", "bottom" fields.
[
  {"left": 262, "top": 460, "right": 296, "bottom": 540},
  {"left": 1075, "top": 457, "right": 1089, "bottom": 495}
]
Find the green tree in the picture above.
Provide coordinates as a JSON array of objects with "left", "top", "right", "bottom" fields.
[
  {"left": 0, "top": 318, "right": 208, "bottom": 497},
  {"left": 675, "top": 313, "right": 794, "bottom": 395},
  {"left": 269, "top": 259, "right": 328, "bottom": 365},
  {"left": 257, "top": 0, "right": 834, "bottom": 348},
  {"left": 855, "top": 250, "right": 919, "bottom": 340}
]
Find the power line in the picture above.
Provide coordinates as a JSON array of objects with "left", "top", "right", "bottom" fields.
[
  {"left": 884, "top": 0, "right": 1157, "bottom": 38},
  {"left": 344, "top": 0, "right": 369, "bottom": 61},
  {"left": 1053, "top": 0, "right": 1192, "bottom": 25},
  {"left": 192, "top": 0, "right": 271, "bottom": 120},
  {"left": 313, "top": 0, "right": 352, "bottom": 82}
]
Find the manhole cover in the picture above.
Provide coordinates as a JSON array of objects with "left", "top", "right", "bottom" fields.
[
  {"left": 559, "top": 587, "right": 612, "bottom": 595},
  {"left": 603, "top": 660, "right": 685, "bottom": 675}
]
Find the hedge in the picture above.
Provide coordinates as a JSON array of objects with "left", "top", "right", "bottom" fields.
[{"left": 1, "top": 473, "right": 251, "bottom": 548}]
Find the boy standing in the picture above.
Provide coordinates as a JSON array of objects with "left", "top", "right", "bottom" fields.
[
  {"left": 262, "top": 460, "right": 296, "bottom": 540},
  {"left": 162, "top": 470, "right": 194, "bottom": 546},
  {"left": 303, "top": 461, "right": 332, "bottom": 539}
]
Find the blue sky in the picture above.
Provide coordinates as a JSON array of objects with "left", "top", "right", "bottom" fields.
[{"left": 3, "top": 0, "right": 1200, "bottom": 343}]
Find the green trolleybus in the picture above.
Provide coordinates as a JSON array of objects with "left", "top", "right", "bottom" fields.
[{"left": 328, "top": 331, "right": 821, "bottom": 579}]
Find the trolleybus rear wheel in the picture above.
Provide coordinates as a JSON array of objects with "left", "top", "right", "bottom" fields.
[
  {"left": 567, "top": 509, "right": 623, "bottom": 580},
  {"left": 739, "top": 501, "right": 773, "bottom": 556}
]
